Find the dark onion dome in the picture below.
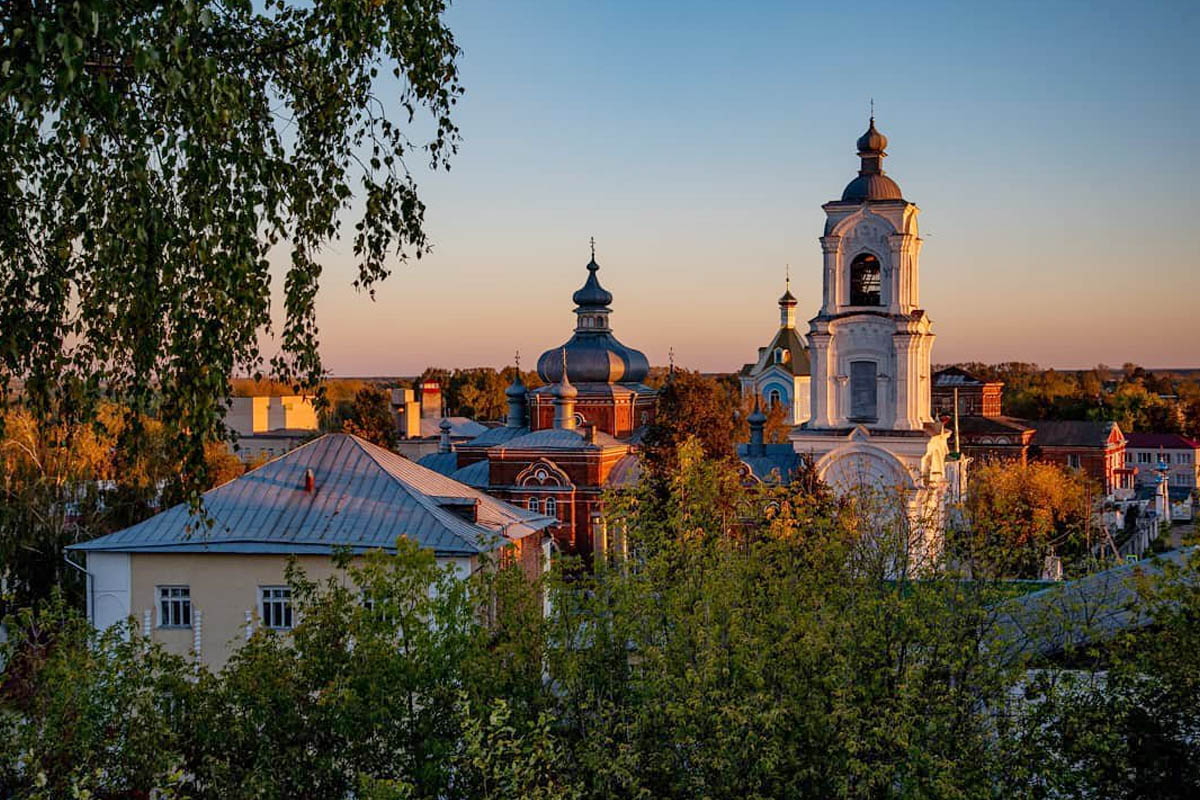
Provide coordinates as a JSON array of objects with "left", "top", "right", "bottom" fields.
[
  {"left": 841, "top": 117, "right": 904, "bottom": 202},
  {"left": 571, "top": 258, "right": 613, "bottom": 308},
  {"left": 779, "top": 288, "right": 797, "bottom": 306},
  {"left": 747, "top": 400, "right": 767, "bottom": 426},
  {"left": 537, "top": 254, "right": 650, "bottom": 385},
  {"left": 505, "top": 371, "right": 526, "bottom": 398}
]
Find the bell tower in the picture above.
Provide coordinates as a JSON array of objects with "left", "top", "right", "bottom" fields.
[{"left": 791, "top": 117, "right": 951, "bottom": 548}]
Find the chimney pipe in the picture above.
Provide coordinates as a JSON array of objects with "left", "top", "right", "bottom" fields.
[{"left": 304, "top": 468, "right": 315, "bottom": 493}]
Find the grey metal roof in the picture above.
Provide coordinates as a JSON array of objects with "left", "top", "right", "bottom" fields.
[
  {"left": 605, "top": 453, "right": 642, "bottom": 488},
  {"left": 465, "top": 425, "right": 530, "bottom": 447},
  {"left": 69, "top": 434, "right": 554, "bottom": 557},
  {"left": 932, "top": 366, "right": 990, "bottom": 387},
  {"left": 450, "top": 459, "right": 490, "bottom": 488},
  {"left": 415, "top": 451, "right": 458, "bottom": 476},
  {"left": 418, "top": 416, "right": 486, "bottom": 439},
  {"left": 737, "top": 444, "right": 802, "bottom": 484},
  {"left": 1031, "top": 420, "right": 1120, "bottom": 449},
  {"left": 493, "top": 427, "right": 625, "bottom": 452}
]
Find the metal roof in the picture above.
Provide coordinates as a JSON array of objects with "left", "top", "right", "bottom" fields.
[
  {"left": 450, "top": 460, "right": 490, "bottom": 488},
  {"left": 1125, "top": 432, "right": 1200, "bottom": 450},
  {"left": 605, "top": 453, "right": 642, "bottom": 487},
  {"left": 493, "top": 427, "right": 625, "bottom": 451},
  {"left": 416, "top": 452, "right": 458, "bottom": 476},
  {"left": 418, "top": 416, "right": 486, "bottom": 439},
  {"left": 464, "top": 425, "right": 530, "bottom": 447},
  {"left": 737, "top": 443, "right": 802, "bottom": 484},
  {"left": 69, "top": 434, "right": 555, "bottom": 557},
  {"left": 747, "top": 325, "right": 811, "bottom": 378},
  {"left": 1031, "top": 420, "right": 1120, "bottom": 449}
]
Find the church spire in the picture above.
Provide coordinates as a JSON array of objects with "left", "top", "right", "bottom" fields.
[{"left": 779, "top": 266, "right": 797, "bottom": 329}]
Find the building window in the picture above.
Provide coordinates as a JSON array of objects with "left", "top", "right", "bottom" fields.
[
  {"left": 849, "top": 361, "right": 877, "bottom": 421},
  {"left": 1138, "top": 452, "right": 1152, "bottom": 464},
  {"left": 1177, "top": 452, "right": 1192, "bottom": 464},
  {"left": 158, "top": 586, "right": 191, "bottom": 628},
  {"left": 849, "top": 253, "right": 881, "bottom": 306},
  {"left": 260, "top": 587, "right": 293, "bottom": 630},
  {"left": 768, "top": 389, "right": 782, "bottom": 409},
  {"left": 527, "top": 497, "right": 539, "bottom": 512},
  {"left": 1067, "top": 454, "right": 1081, "bottom": 469},
  {"left": 1125, "top": 451, "right": 1133, "bottom": 463},
  {"left": 545, "top": 497, "right": 557, "bottom": 518}
]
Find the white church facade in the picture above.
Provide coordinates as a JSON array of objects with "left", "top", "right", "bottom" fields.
[
  {"left": 789, "top": 118, "right": 958, "bottom": 540},
  {"left": 739, "top": 283, "right": 811, "bottom": 425}
]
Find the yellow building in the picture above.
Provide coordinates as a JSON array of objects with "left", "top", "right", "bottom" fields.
[{"left": 68, "top": 433, "right": 555, "bottom": 670}]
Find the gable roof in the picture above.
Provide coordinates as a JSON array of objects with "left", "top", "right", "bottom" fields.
[
  {"left": 1125, "top": 432, "right": 1200, "bottom": 450},
  {"left": 932, "top": 366, "right": 994, "bottom": 388},
  {"left": 747, "top": 326, "right": 811, "bottom": 378},
  {"left": 69, "top": 434, "right": 554, "bottom": 557},
  {"left": 1032, "top": 420, "right": 1121, "bottom": 449}
]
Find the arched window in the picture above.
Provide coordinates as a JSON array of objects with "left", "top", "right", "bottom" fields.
[
  {"left": 527, "top": 497, "right": 539, "bottom": 512},
  {"left": 774, "top": 348, "right": 789, "bottom": 364},
  {"left": 849, "top": 253, "right": 881, "bottom": 306},
  {"left": 768, "top": 389, "right": 782, "bottom": 409},
  {"left": 582, "top": 317, "right": 592, "bottom": 328},
  {"left": 545, "top": 497, "right": 557, "bottom": 517}
]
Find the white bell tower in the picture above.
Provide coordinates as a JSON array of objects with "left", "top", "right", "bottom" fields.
[{"left": 790, "top": 117, "right": 951, "bottom": 552}]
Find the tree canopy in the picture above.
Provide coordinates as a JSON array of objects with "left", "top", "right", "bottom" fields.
[{"left": 1, "top": 0, "right": 462, "bottom": 495}]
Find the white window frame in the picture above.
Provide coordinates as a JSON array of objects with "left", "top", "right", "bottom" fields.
[
  {"left": 260, "top": 586, "right": 294, "bottom": 630},
  {"left": 545, "top": 497, "right": 557, "bottom": 518},
  {"left": 158, "top": 585, "right": 192, "bottom": 628}
]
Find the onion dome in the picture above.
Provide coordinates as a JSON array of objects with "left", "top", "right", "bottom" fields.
[
  {"left": 537, "top": 249, "right": 650, "bottom": 385},
  {"left": 505, "top": 371, "right": 526, "bottom": 398},
  {"left": 572, "top": 258, "right": 613, "bottom": 309},
  {"left": 841, "top": 117, "right": 903, "bottom": 202},
  {"left": 779, "top": 288, "right": 797, "bottom": 307},
  {"left": 748, "top": 399, "right": 767, "bottom": 426}
]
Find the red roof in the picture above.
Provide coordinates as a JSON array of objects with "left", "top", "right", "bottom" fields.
[{"left": 1124, "top": 432, "right": 1200, "bottom": 450}]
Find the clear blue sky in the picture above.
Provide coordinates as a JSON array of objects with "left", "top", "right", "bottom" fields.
[{"left": 297, "top": 0, "right": 1200, "bottom": 375}]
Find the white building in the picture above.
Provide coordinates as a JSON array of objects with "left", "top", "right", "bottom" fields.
[
  {"left": 790, "top": 118, "right": 952, "bottom": 541},
  {"left": 739, "top": 284, "right": 812, "bottom": 425}
]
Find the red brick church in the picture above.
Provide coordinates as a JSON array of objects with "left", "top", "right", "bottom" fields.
[{"left": 420, "top": 248, "right": 654, "bottom": 560}]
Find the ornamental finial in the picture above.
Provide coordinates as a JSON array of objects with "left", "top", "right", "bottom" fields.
[{"left": 589, "top": 236, "right": 595, "bottom": 261}]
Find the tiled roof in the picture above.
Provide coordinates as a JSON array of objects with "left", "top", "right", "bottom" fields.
[
  {"left": 70, "top": 434, "right": 554, "bottom": 557},
  {"left": 1125, "top": 432, "right": 1200, "bottom": 450},
  {"left": 1031, "top": 420, "right": 1119, "bottom": 449}
]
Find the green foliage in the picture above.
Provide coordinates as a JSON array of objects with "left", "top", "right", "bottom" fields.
[
  {"left": 4, "top": 455, "right": 1200, "bottom": 798},
  {"left": 0, "top": 0, "right": 462, "bottom": 497},
  {"left": 335, "top": 385, "right": 398, "bottom": 448},
  {"left": 417, "top": 367, "right": 543, "bottom": 421},
  {"left": 641, "top": 370, "right": 738, "bottom": 483}
]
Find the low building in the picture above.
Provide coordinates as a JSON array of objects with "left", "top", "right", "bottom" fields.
[
  {"left": 226, "top": 395, "right": 320, "bottom": 463},
  {"left": 67, "top": 433, "right": 555, "bottom": 669},
  {"left": 1030, "top": 420, "right": 1130, "bottom": 497},
  {"left": 931, "top": 366, "right": 1003, "bottom": 418},
  {"left": 1123, "top": 432, "right": 1200, "bottom": 491}
]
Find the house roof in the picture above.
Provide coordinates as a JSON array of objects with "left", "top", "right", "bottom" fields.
[
  {"left": 69, "top": 434, "right": 554, "bottom": 557},
  {"left": 956, "top": 415, "right": 1035, "bottom": 436},
  {"left": 932, "top": 366, "right": 998, "bottom": 388},
  {"left": 1124, "top": 432, "right": 1200, "bottom": 450},
  {"left": 418, "top": 416, "right": 486, "bottom": 439},
  {"left": 605, "top": 453, "right": 642, "bottom": 487},
  {"left": 462, "top": 425, "right": 530, "bottom": 447},
  {"left": 1031, "top": 420, "right": 1121, "bottom": 449}
]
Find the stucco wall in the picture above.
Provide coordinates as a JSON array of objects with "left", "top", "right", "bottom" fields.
[{"left": 123, "top": 552, "right": 473, "bottom": 670}]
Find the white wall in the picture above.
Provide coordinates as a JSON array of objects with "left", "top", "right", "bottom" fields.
[{"left": 88, "top": 552, "right": 132, "bottom": 633}]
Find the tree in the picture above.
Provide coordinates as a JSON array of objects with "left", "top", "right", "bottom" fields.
[
  {"left": 338, "top": 386, "right": 397, "bottom": 449},
  {"left": 1, "top": 0, "right": 462, "bottom": 496},
  {"left": 955, "top": 459, "right": 1097, "bottom": 579},
  {"left": 641, "top": 370, "right": 737, "bottom": 480}
]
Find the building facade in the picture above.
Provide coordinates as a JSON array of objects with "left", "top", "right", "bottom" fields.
[
  {"left": 1124, "top": 432, "right": 1200, "bottom": 490},
  {"left": 789, "top": 118, "right": 952, "bottom": 536},
  {"left": 740, "top": 284, "right": 812, "bottom": 424},
  {"left": 419, "top": 250, "right": 651, "bottom": 561},
  {"left": 69, "top": 433, "right": 554, "bottom": 669}
]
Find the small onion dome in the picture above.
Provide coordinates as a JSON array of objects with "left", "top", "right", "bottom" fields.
[
  {"left": 856, "top": 117, "right": 888, "bottom": 154},
  {"left": 505, "top": 372, "right": 526, "bottom": 398},
  {"left": 552, "top": 374, "right": 578, "bottom": 400},
  {"left": 779, "top": 288, "right": 797, "bottom": 307},
  {"left": 747, "top": 402, "right": 767, "bottom": 426},
  {"left": 572, "top": 258, "right": 613, "bottom": 309},
  {"left": 439, "top": 417, "right": 452, "bottom": 432}
]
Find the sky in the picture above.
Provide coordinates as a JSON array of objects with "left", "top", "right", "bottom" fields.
[{"left": 283, "top": 0, "right": 1200, "bottom": 376}]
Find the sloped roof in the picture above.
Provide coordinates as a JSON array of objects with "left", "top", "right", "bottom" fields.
[
  {"left": 418, "top": 416, "right": 486, "bottom": 439},
  {"left": 450, "top": 459, "right": 490, "bottom": 488},
  {"left": 737, "top": 443, "right": 802, "bottom": 484},
  {"left": 956, "top": 415, "right": 1034, "bottom": 436},
  {"left": 932, "top": 366, "right": 994, "bottom": 388},
  {"left": 605, "top": 453, "right": 642, "bottom": 487},
  {"left": 1125, "top": 432, "right": 1200, "bottom": 450},
  {"left": 492, "top": 427, "right": 625, "bottom": 452},
  {"left": 1032, "top": 420, "right": 1120, "bottom": 449},
  {"left": 70, "top": 434, "right": 554, "bottom": 557},
  {"left": 416, "top": 451, "right": 458, "bottom": 476},
  {"left": 462, "top": 425, "right": 530, "bottom": 447},
  {"left": 747, "top": 326, "right": 811, "bottom": 378}
]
